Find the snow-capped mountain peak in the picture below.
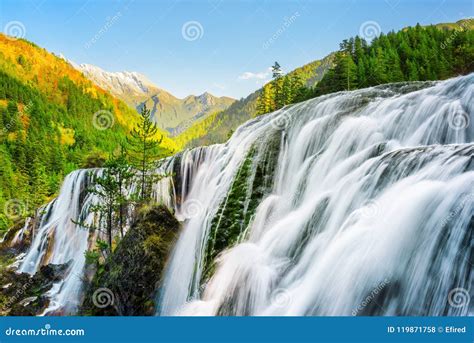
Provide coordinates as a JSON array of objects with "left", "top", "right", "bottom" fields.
[
  {"left": 63, "top": 58, "right": 235, "bottom": 135},
  {"left": 74, "top": 63, "right": 157, "bottom": 96}
]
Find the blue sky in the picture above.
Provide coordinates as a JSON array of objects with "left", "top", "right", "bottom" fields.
[{"left": 0, "top": 0, "right": 472, "bottom": 98}]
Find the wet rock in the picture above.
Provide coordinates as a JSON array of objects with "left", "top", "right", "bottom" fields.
[
  {"left": 80, "top": 205, "right": 179, "bottom": 316},
  {"left": 0, "top": 261, "right": 71, "bottom": 316}
]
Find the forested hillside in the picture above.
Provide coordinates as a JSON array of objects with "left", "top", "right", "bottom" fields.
[
  {"left": 313, "top": 21, "right": 474, "bottom": 95},
  {"left": 179, "top": 53, "right": 334, "bottom": 148},
  {"left": 1, "top": 20, "right": 472, "bottom": 232},
  {"left": 180, "top": 20, "right": 473, "bottom": 148},
  {"left": 0, "top": 34, "right": 176, "bottom": 232}
]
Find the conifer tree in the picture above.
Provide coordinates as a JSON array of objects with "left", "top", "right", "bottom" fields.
[
  {"left": 272, "top": 62, "right": 286, "bottom": 109},
  {"left": 112, "top": 144, "right": 135, "bottom": 238},
  {"left": 84, "top": 149, "right": 134, "bottom": 253},
  {"left": 272, "top": 61, "right": 283, "bottom": 78},
  {"left": 88, "top": 165, "right": 119, "bottom": 254},
  {"left": 128, "top": 105, "right": 164, "bottom": 201}
]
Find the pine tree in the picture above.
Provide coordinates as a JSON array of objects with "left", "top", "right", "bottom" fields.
[
  {"left": 271, "top": 62, "right": 286, "bottom": 109},
  {"left": 112, "top": 145, "right": 135, "bottom": 238},
  {"left": 386, "top": 49, "right": 404, "bottom": 82},
  {"left": 256, "top": 86, "right": 267, "bottom": 115},
  {"left": 331, "top": 52, "right": 357, "bottom": 91},
  {"left": 88, "top": 164, "right": 120, "bottom": 254},
  {"left": 128, "top": 105, "right": 164, "bottom": 201},
  {"left": 272, "top": 61, "right": 283, "bottom": 78}
]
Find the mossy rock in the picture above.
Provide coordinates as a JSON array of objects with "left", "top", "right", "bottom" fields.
[
  {"left": 0, "top": 218, "right": 34, "bottom": 253},
  {"left": 80, "top": 205, "right": 179, "bottom": 316},
  {"left": 202, "top": 132, "right": 281, "bottom": 281},
  {"left": 0, "top": 262, "right": 70, "bottom": 316}
]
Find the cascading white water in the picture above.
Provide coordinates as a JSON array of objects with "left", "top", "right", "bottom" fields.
[
  {"left": 159, "top": 74, "right": 473, "bottom": 316},
  {"left": 15, "top": 74, "right": 473, "bottom": 316},
  {"left": 18, "top": 169, "right": 100, "bottom": 314},
  {"left": 18, "top": 168, "right": 175, "bottom": 315}
]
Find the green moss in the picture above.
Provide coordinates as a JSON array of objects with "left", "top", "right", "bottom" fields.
[
  {"left": 202, "top": 132, "right": 281, "bottom": 281},
  {"left": 80, "top": 205, "right": 179, "bottom": 316},
  {"left": 0, "top": 252, "right": 14, "bottom": 270}
]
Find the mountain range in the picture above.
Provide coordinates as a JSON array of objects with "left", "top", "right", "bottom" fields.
[
  {"left": 0, "top": 18, "right": 471, "bottom": 234},
  {"left": 70, "top": 62, "right": 235, "bottom": 136},
  {"left": 175, "top": 19, "right": 474, "bottom": 149},
  {"left": 174, "top": 52, "right": 336, "bottom": 149}
]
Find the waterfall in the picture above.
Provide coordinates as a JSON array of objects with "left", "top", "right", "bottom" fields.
[
  {"left": 159, "top": 74, "right": 473, "bottom": 316},
  {"left": 18, "top": 169, "right": 99, "bottom": 314},
  {"left": 14, "top": 74, "right": 473, "bottom": 316},
  {"left": 17, "top": 168, "right": 175, "bottom": 315}
]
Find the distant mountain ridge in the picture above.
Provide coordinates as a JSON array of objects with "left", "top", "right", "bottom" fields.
[
  {"left": 70, "top": 62, "right": 235, "bottom": 135},
  {"left": 0, "top": 33, "right": 177, "bottom": 231},
  {"left": 175, "top": 52, "right": 336, "bottom": 149},
  {"left": 67, "top": 62, "right": 156, "bottom": 103},
  {"left": 177, "top": 18, "right": 474, "bottom": 149}
]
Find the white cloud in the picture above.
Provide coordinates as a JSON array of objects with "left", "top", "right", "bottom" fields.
[{"left": 238, "top": 68, "right": 271, "bottom": 81}]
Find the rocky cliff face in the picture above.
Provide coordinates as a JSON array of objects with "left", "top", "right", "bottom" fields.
[
  {"left": 0, "top": 262, "right": 70, "bottom": 316},
  {"left": 80, "top": 205, "right": 180, "bottom": 316}
]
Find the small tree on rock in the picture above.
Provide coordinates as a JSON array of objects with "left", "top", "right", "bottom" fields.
[{"left": 128, "top": 105, "right": 165, "bottom": 202}]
